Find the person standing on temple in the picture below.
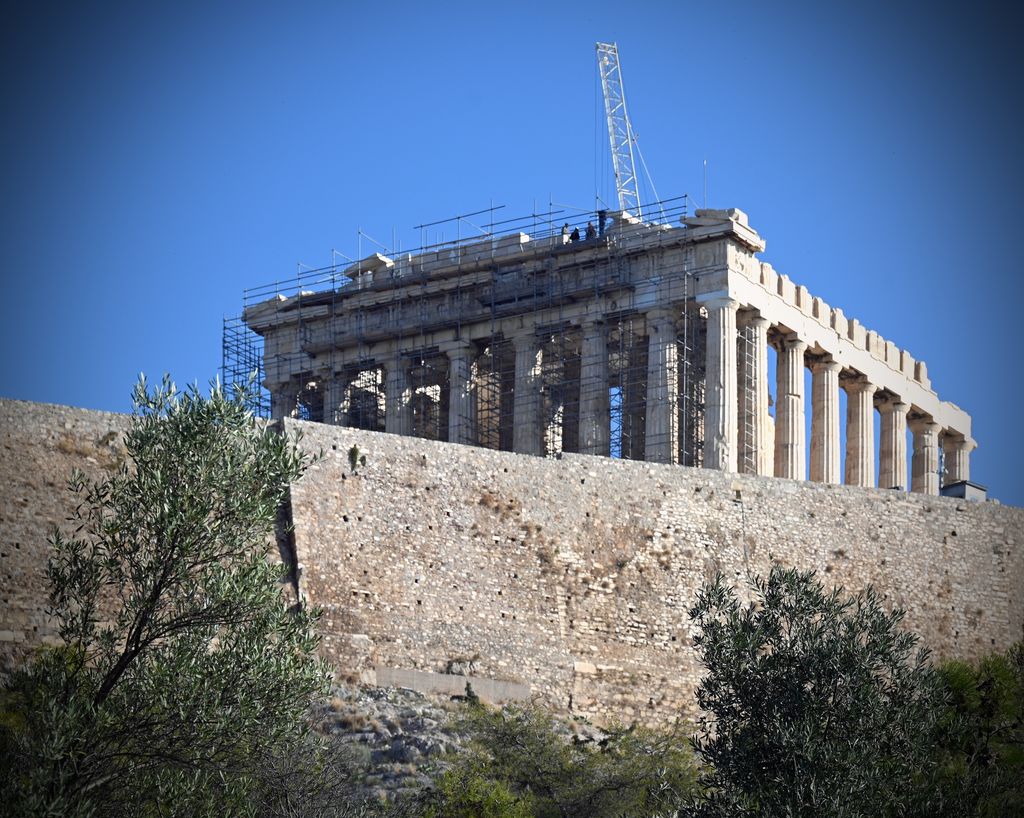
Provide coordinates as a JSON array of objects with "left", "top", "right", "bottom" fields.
[{"left": 585, "top": 221, "right": 597, "bottom": 240}]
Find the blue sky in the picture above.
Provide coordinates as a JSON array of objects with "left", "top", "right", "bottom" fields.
[{"left": 2, "top": 1, "right": 1021, "bottom": 505}]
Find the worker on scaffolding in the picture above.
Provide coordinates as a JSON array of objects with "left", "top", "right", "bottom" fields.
[
  {"left": 585, "top": 221, "right": 597, "bottom": 240},
  {"left": 561, "top": 223, "right": 570, "bottom": 244},
  {"left": 570, "top": 226, "right": 580, "bottom": 242}
]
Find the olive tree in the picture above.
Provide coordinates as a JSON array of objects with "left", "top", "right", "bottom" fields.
[
  {"left": 685, "top": 566, "right": 944, "bottom": 818},
  {"left": 1, "top": 376, "right": 328, "bottom": 817}
]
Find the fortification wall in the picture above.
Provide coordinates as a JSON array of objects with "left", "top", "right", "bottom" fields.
[
  {"left": 287, "top": 419, "right": 1024, "bottom": 725},
  {"left": 0, "top": 399, "right": 128, "bottom": 663},
  {"left": 2, "top": 399, "right": 1021, "bottom": 727}
]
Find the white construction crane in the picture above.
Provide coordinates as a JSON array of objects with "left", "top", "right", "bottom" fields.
[{"left": 597, "top": 41, "right": 642, "bottom": 218}]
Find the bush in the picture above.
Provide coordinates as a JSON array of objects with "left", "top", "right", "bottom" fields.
[
  {"left": 685, "top": 566, "right": 945, "bottom": 817},
  {"left": 931, "top": 643, "right": 1024, "bottom": 816},
  {"left": 413, "top": 702, "right": 696, "bottom": 817}
]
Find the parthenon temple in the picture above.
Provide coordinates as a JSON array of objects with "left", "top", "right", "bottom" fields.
[{"left": 237, "top": 203, "right": 974, "bottom": 494}]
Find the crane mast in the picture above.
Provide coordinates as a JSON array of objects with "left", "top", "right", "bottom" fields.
[{"left": 597, "top": 42, "right": 642, "bottom": 219}]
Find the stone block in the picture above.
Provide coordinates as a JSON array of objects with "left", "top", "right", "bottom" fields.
[
  {"left": 915, "top": 360, "right": 931, "bottom": 389},
  {"left": 866, "top": 330, "right": 885, "bottom": 359},
  {"left": 692, "top": 207, "right": 748, "bottom": 226},
  {"left": 777, "top": 274, "right": 796, "bottom": 304},
  {"left": 812, "top": 296, "right": 830, "bottom": 326},
  {"left": 695, "top": 241, "right": 726, "bottom": 270},
  {"left": 375, "top": 667, "right": 530, "bottom": 704},
  {"left": 847, "top": 318, "right": 866, "bottom": 348},
  {"left": 900, "top": 349, "right": 915, "bottom": 378},
  {"left": 393, "top": 253, "right": 414, "bottom": 278},
  {"left": 796, "top": 285, "right": 812, "bottom": 315},
  {"left": 830, "top": 307, "right": 848, "bottom": 338},
  {"left": 759, "top": 262, "right": 778, "bottom": 292},
  {"left": 885, "top": 340, "right": 899, "bottom": 368},
  {"left": 727, "top": 244, "right": 756, "bottom": 280}
]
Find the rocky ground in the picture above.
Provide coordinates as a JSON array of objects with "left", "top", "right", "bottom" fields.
[
  {"left": 310, "top": 682, "right": 611, "bottom": 804},
  {"left": 311, "top": 683, "right": 472, "bottom": 802}
]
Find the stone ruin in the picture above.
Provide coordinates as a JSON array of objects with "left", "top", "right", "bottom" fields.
[{"left": 238, "top": 204, "right": 974, "bottom": 496}]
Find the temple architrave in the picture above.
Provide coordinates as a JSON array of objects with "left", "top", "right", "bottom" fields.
[{"left": 242, "top": 207, "right": 974, "bottom": 494}]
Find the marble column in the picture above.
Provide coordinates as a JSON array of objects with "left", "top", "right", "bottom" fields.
[
  {"left": 644, "top": 308, "right": 678, "bottom": 464},
  {"left": 560, "top": 352, "right": 581, "bottom": 454},
  {"left": 910, "top": 417, "right": 940, "bottom": 495},
  {"left": 270, "top": 382, "right": 301, "bottom": 421},
  {"left": 623, "top": 340, "right": 647, "bottom": 461},
  {"left": 774, "top": 336, "right": 807, "bottom": 480},
  {"left": 443, "top": 341, "right": 476, "bottom": 446},
  {"left": 323, "top": 372, "right": 350, "bottom": 426},
  {"left": 578, "top": 319, "right": 610, "bottom": 456},
  {"left": 703, "top": 297, "right": 739, "bottom": 472},
  {"left": 809, "top": 359, "right": 842, "bottom": 484},
  {"left": 512, "top": 333, "right": 543, "bottom": 456},
  {"left": 384, "top": 357, "right": 412, "bottom": 437},
  {"left": 844, "top": 376, "right": 877, "bottom": 487},
  {"left": 878, "top": 398, "right": 909, "bottom": 490},
  {"left": 942, "top": 434, "right": 976, "bottom": 485},
  {"left": 737, "top": 314, "right": 771, "bottom": 475}
]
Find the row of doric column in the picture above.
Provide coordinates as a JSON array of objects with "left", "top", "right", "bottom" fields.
[
  {"left": 719, "top": 298, "right": 973, "bottom": 495},
  {"left": 268, "top": 297, "right": 973, "bottom": 494}
]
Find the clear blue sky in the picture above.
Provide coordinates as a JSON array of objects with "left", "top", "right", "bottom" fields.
[{"left": 2, "top": 1, "right": 1021, "bottom": 505}]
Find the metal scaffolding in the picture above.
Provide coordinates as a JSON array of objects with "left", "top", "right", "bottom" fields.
[
  {"left": 222, "top": 194, "right": 714, "bottom": 465},
  {"left": 220, "top": 315, "right": 268, "bottom": 417}
]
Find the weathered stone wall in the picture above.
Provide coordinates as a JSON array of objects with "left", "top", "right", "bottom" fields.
[
  {"left": 286, "top": 418, "right": 1023, "bottom": 726},
  {"left": 0, "top": 399, "right": 128, "bottom": 664},
  {"left": 2, "top": 398, "right": 1021, "bottom": 727}
]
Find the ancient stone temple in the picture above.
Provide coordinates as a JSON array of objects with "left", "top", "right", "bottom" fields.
[{"left": 240, "top": 205, "right": 973, "bottom": 494}]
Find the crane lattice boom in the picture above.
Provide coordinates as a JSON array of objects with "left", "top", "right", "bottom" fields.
[{"left": 597, "top": 42, "right": 641, "bottom": 218}]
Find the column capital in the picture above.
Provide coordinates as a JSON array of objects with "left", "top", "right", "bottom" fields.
[
  {"left": 877, "top": 397, "right": 909, "bottom": 415},
  {"left": 265, "top": 379, "right": 299, "bottom": 394},
  {"left": 439, "top": 338, "right": 475, "bottom": 357},
  {"left": 509, "top": 331, "right": 539, "bottom": 352},
  {"left": 645, "top": 306, "right": 679, "bottom": 323},
  {"left": 842, "top": 374, "right": 876, "bottom": 396},
  {"left": 809, "top": 358, "right": 841, "bottom": 375},
  {"left": 942, "top": 431, "right": 976, "bottom": 451},
  {"left": 781, "top": 334, "right": 807, "bottom": 353},
  {"left": 737, "top": 310, "right": 770, "bottom": 330},
  {"left": 908, "top": 416, "right": 940, "bottom": 435},
  {"left": 701, "top": 295, "right": 740, "bottom": 312},
  {"left": 645, "top": 308, "right": 678, "bottom": 341}
]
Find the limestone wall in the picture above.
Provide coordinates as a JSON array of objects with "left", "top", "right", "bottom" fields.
[
  {"left": 0, "top": 399, "right": 128, "bottom": 663},
  {"left": 1, "top": 398, "right": 1021, "bottom": 728},
  {"left": 286, "top": 418, "right": 1023, "bottom": 725}
]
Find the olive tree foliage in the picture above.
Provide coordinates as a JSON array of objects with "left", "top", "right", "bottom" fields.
[
  {"left": 0, "top": 376, "right": 330, "bottom": 817},
  {"left": 685, "top": 567, "right": 945, "bottom": 818},
  {"left": 407, "top": 702, "right": 697, "bottom": 818}
]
